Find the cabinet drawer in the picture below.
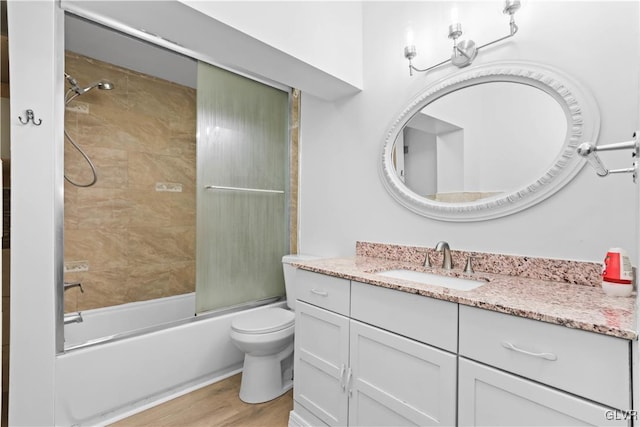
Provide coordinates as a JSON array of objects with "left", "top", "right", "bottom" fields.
[
  {"left": 296, "top": 270, "right": 350, "bottom": 316},
  {"left": 459, "top": 305, "right": 631, "bottom": 410},
  {"left": 459, "top": 358, "right": 629, "bottom": 426},
  {"left": 351, "top": 281, "right": 458, "bottom": 352}
]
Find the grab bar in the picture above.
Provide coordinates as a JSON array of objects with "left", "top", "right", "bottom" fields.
[
  {"left": 577, "top": 132, "right": 638, "bottom": 181},
  {"left": 204, "top": 185, "right": 284, "bottom": 194}
]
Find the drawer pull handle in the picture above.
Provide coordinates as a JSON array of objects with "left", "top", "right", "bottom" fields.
[
  {"left": 339, "top": 364, "right": 346, "bottom": 391},
  {"left": 310, "top": 288, "right": 329, "bottom": 297},
  {"left": 501, "top": 341, "right": 558, "bottom": 361}
]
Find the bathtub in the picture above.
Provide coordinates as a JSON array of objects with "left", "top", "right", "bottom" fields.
[
  {"left": 64, "top": 293, "right": 196, "bottom": 350},
  {"left": 55, "top": 294, "right": 285, "bottom": 426}
]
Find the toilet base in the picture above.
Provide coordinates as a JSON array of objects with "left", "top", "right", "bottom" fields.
[{"left": 239, "top": 343, "right": 294, "bottom": 403}]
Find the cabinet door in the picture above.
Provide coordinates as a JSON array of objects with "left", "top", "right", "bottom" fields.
[
  {"left": 458, "top": 358, "right": 629, "bottom": 427},
  {"left": 348, "top": 320, "right": 457, "bottom": 426},
  {"left": 294, "top": 301, "right": 350, "bottom": 426}
]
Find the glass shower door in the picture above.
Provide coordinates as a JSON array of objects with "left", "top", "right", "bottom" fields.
[{"left": 195, "top": 62, "right": 289, "bottom": 313}]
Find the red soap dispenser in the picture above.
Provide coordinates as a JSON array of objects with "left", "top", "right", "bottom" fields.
[{"left": 602, "top": 248, "right": 633, "bottom": 297}]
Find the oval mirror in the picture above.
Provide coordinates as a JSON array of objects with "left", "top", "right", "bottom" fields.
[{"left": 380, "top": 62, "right": 600, "bottom": 221}]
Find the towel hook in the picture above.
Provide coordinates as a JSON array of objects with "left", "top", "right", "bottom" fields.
[{"left": 18, "top": 109, "right": 42, "bottom": 126}]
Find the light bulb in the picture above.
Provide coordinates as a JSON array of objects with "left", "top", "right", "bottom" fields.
[
  {"left": 405, "top": 26, "right": 414, "bottom": 47},
  {"left": 450, "top": 6, "right": 459, "bottom": 25}
]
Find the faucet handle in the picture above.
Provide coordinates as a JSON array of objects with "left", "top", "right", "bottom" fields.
[
  {"left": 424, "top": 251, "right": 431, "bottom": 268},
  {"left": 464, "top": 256, "right": 479, "bottom": 274}
]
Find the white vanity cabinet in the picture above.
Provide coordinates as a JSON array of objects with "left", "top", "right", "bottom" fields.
[
  {"left": 292, "top": 271, "right": 458, "bottom": 427},
  {"left": 458, "top": 305, "right": 631, "bottom": 426},
  {"left": 292, "top": 270, "right": 634, "bottom": 427}
]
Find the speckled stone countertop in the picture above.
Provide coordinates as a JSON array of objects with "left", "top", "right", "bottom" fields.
[{"left": 293, "top": 243, "right": 638, "bottom": 340}]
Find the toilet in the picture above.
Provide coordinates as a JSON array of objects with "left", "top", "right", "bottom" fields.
[{"left": 230, "top": 254, "right": 317, "bottom": 403}]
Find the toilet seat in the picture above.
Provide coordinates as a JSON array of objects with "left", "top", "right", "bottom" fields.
[{"left": 231, "top": 308, "right": 294, "bottom": 335}]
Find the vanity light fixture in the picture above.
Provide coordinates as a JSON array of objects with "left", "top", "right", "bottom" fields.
[{"left": 404, "top": 0, "right": 521, "bottom": 76}]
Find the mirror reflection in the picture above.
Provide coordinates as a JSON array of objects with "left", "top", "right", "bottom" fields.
[{"left": 392, "top": 82, "right": 567, "bottom": 203}]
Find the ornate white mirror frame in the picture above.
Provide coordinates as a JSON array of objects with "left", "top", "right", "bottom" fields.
[{"left": 380, "top": 61, "right": 600, "bottom": 221}]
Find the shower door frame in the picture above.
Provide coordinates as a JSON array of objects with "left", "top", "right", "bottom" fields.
[{"left": 56, "top": 6, "right": 296, "bottom": 354}]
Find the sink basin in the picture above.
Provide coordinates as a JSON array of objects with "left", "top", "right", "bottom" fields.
[{"left": 376, "top": 269, "right": 487, "bottom": 291}]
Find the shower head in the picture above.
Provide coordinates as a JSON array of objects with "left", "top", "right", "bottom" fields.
[
  {"left": 97, "top": 81, "right": 114, "bottom": 90},
  {"left": 65, "top": 73, "right": 115, "bottom": 106},
  {"left": 80, "top": 80, "right": 115, "bottom": 94},
  {"left": 65, "top": 72, "right": 115, "bottom": 95}
]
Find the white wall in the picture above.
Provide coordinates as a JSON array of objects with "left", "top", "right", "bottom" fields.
[
  {"left": 299, "top": 0, "right": 639, "bottom": 262},
  {"left": 7, "top": 1, "right": 64, "bottom": 425},
  {"left": 403, "top": 127, "right": 436, "bottom": 196},
  {"left": 437, "top": 130, "right": 464, "bottom": 193},
  {"left": 179, "top": 1, "right": 363, "bottom": 90}
]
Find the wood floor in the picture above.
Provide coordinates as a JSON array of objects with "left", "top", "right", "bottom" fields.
[{"left": 111, "top": 374, "right": 293, "bottom": 427}]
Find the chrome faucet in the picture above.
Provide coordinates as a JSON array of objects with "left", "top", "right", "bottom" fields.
[
  {"left": 64, "top": 281, "right": 84, "bottom": 293},
  {"left": 435, "top": 241, "right": 453, "bottom": 269},
  {"left": 64, "top": 312, "right": 83, "bottom": 325}
]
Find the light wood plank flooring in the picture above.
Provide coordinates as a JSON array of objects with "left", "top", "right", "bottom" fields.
[{"left": 111, "top": 374, "right": 293, "bottom": 427}]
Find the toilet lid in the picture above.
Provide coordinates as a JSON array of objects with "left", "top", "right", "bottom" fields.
[{"left": 231, "top": 308, "right": 295, "bottom": 334}]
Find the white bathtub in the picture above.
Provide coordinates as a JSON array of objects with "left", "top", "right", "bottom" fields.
[
  {"left": 55, "top": 294, "right": 285, "bottom": 426},
  {"left": 64, "top": 293, "right": 196, "bottom": 349}
]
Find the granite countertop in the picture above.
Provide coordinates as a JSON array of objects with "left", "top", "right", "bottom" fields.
[{"left": 293, "top": 255, "right": 638, "bottom": 340}]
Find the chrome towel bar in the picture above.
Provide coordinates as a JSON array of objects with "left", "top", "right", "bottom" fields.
[
  {"left": 205, "top": 185, "right": 284, "bottom": 194},
  {"left": 577, "top": 132, "right": 638, "bottom": 182}
]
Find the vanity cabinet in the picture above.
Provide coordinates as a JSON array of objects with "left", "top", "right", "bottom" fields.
[
  {"left": 293, "top": 271, "right": 458, "bottom": 426},
  {"left": 292, "top": 270, "right": 633, "bottom": 427}
]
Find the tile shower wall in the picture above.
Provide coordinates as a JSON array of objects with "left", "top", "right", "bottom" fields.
[{"left": 63, "top": 51, "right": 196, "bottom": 312}]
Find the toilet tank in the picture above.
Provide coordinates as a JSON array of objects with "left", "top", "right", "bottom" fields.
[{"left": 282, "top": 254, "right": 319, "bottom": 311}]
